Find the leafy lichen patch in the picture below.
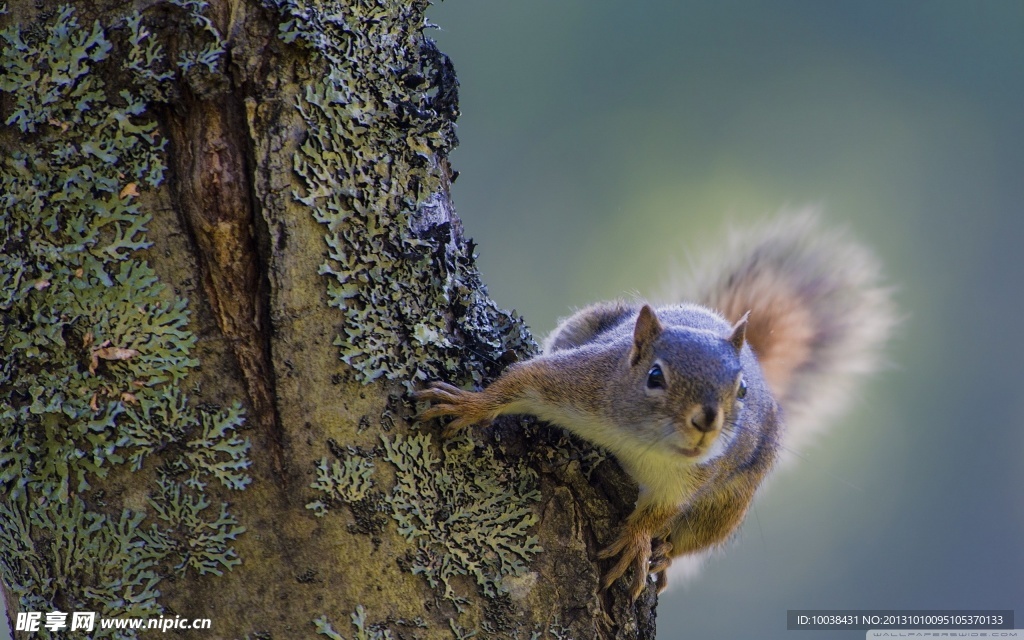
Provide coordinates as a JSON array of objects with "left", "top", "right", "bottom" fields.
[
  {"left": 382, "top": 433, "right": 542, "bottom": 609},
  {"left": 165, "top": 0, "right": 227, "bottom": 94},
  {"left": 314, "top": 605, "right": 396, "bottom": 640},
  {"left": 0, "top": 5, "right": 250, "bottom": 630},
  {"left": 147, "top": 475, "right": 247, "bottom": 576},
  {"left": 306, "top": 454, "right": 375, "bottom": 517},
  {"left": 312, "top": 605, "right": 432, "bottom": 640},
  {"left": 258, "top": 0, "right": 545, "bottom": 622},
  {"left": 266, "top": 0, "right": 535, "bottom": 388},
  {"left": 0, "top": 494, "right": 165, "bottom": 631}
]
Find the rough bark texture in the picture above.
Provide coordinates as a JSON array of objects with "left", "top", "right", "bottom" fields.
[
  {"left": 161, "top": 64, "right": 286, "bottom": 480},
  {"left": 0, "top": 1, "right": 656, "bottom": 638}
]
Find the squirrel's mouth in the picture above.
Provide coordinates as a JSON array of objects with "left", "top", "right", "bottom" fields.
[
  {"left": 672, "top": 444, "right": 703, "bottom": 458},
  {"left": 670, "top": 430, "right": 719, "bottom": 459}
]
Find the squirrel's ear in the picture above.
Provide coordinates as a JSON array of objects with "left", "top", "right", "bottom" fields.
[
  {"left": 728, "top": 311, "right": 750, "bottom": 353},
  {"left": 631, "top": 305, "right": 663, "bottom": 366}
]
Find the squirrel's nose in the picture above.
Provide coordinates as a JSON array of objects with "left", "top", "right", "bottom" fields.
[{"left": 690, "top": 404, "right": 720, "bottom": 433}]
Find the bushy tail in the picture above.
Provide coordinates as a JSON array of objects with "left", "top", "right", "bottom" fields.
[{"left": 687, "top": 211, "right": 897, "bottom": 461}]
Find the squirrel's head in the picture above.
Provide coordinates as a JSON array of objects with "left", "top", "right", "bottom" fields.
[{"left": 618, "top": 305, "right": 751, "bottom": 463}]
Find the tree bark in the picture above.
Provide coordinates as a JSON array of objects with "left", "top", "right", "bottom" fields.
[{"left": 0, "top": 1, "right": 656, "bottom": 638}]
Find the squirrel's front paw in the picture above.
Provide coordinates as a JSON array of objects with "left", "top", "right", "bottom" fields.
[
  {"left": 597, "top": 527, "right": 653, "bottom": 602},
  {"left": 413, "top": 381, "right": 495, "bottom": 437}
]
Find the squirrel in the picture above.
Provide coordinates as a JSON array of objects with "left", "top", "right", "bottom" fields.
[{"left": 414, "top": 213, "right": 896, "bottom": 602}]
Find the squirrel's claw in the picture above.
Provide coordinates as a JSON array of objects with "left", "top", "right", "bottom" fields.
[
  {"left": 413, "top": 382, "right": 494, "bottom": 435},
  {"left": 655, "top": 570, "right": 668, "bottom": 594},
  {"left": 649, "top": 538, "right": 672, "bottom": 574},
  {"left": 413, "top": 381, "right": 463, "bottom": 405},
  {"left": 649, "top": 538, "right": 673, "bottom": 593},
  {"left": 598, "top": 529, "right": 652, "bottom": 602}
]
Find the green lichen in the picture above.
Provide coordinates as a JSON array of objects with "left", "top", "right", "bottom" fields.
[
  {"left": 382, "top": 433, "right": 541, "bottom": 609},
  {"left": 169, "top": 0, "right": 224, "bottom": 72},
  {"left": 267, "top": 0, "right": 535, "bottom": 388},
  {"left": 0, "top": 493, "right": 166, "bottom": 636},
  {"left": 147, "top": 476, "right": 246, "bottom": 576},
  {"left": 261, "top": 0, "right": 544, "bottom": 618},
  {"left": 179, "top": 402, "right": 252, "bottom": 491},
  {"left": 546, "top": 618, "right": 575, "bottom": 640},
  {"left": 314, "top": 606, "right": 395, "bottom": 640},
  {"left": 0, "top": 5, "right": 249, "bottom": 631},
  {"left": 0, "top": 5, "right": 111, "bottom": 133},
  {"left": 306, "top": 454, "right": 375, "bottom": 517},
  {"left": 448, "top": 619, "right": 477, "bottom": 640},
  {"left": 124, "top": 12, "right": 175, "bottom": 102},
  {"left": 165, "top": 0, "right": 226, "bottom": 96}
]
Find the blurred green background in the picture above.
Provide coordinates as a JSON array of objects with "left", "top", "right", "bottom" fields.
[{"left": 427, "top": 1, "right": 1024, "bottom": 638}]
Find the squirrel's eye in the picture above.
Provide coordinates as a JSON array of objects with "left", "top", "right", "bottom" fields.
[
  {"left": 646, "top": 364, "right": 666, "bottom": 390},
  {"left": 737, "top": 378, "right": 748, "bottom": 399}
]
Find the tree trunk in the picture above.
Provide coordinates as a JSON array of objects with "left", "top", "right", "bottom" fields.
[{"left": 0, "top": 1, "right": 655, "bottom": 638}]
